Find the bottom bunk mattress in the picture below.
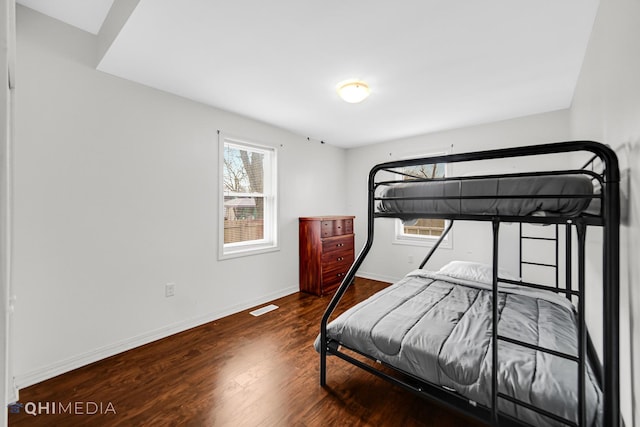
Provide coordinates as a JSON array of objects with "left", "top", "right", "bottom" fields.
[{"left": 315, "top": 264, "right": 602, "bottom": 426}]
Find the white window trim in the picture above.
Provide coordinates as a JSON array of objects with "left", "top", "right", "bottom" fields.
[
  {"left": 218, "top": 133, "right": 279, "bottom": 260},
  {"left": 392, "top": 152, "right": 452, "bottom": 249}
]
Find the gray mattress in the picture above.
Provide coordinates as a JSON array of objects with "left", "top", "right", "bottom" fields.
[
  {"left": 376, "top": 174, "right": 595, "bottom": 217},
  {"left": 316, "top": 271, "right": 602, "bottom": 426}
]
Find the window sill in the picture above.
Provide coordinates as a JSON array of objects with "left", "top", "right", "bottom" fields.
[{"left": 219, "top": 244, "right": 280, "bottom": 261}]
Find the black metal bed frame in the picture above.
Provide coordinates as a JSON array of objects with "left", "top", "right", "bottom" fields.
[{"left": 319, "top": 141, "right": 620, "bottom": 427}]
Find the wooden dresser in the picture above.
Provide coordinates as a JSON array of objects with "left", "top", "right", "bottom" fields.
[{"left": 299, "top": 216, "right": 355, "bottom": 296}]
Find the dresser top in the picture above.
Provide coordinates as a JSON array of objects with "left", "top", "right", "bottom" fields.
[{"left": 299, "top": 215, "right": 355, "bottom": 221}]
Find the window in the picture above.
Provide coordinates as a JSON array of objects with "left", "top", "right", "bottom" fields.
[
  {"left": 394, "top": 160, "right": 451, "bottom": 247},
  {"left": 219, "top": 134, "right": 277, "bottom": 259}
]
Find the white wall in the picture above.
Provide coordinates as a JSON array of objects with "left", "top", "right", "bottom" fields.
[
  {"left": 569, "top": 0, "right": 640, "bottom": 424},
  {"left": 12, "top": 6, "right": 348, "bottom": 388},
  {"left": 2, "top": 0, "right": 16, "bottom": 420},
  {"left": 346, "top": 111, "right": 572, "bottom": 282}
]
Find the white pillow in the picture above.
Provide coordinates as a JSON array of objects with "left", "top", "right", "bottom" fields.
[{"left": 437, "top": 260, "right": 519, "bottom": 285}]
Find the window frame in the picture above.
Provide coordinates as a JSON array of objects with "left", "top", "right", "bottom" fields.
[
  {"left": 218, "top": 133, "right": 278, "bottom": 260},
  {"left": 392, "top": 152, "right": 452, "bottom": 249}
]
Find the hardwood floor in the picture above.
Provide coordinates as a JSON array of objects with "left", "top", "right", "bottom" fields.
[{"left": 9, "top": 278, "right": 484, "bottom": 426}]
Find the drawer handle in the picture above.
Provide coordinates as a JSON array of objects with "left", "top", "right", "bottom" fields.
[
  {"left": 336, "top": 243, "right": 344, "bottom": 247},
  {"left": 337, "top": 272, "right": 345, "bottom": 277},
  {"left": 337, "top": 257, "right": 344, "bottom": 261}
]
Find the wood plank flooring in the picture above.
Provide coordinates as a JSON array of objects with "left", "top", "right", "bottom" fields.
[{"left": 9, "top": 278, "right": 484, "bottom": 426}]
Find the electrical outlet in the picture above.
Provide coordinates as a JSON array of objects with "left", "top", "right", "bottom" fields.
[
  {"left": 408, "top": 255, "right": 414, "bottom": 264},
  {"left": 165, "top": 283, "right": 175, "bottom": 297}
]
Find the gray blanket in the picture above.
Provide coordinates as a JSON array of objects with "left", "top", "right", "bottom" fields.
[
  {"left": 376, "top": 174, "right": 594, "bottom": 217},
  {"left": 316, "top": 271, "right": 601, "bottom": 426}
]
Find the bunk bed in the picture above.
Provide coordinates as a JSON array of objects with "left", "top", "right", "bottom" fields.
[{"left": 316, "top": 141, "right": 620, "bottom": 427}]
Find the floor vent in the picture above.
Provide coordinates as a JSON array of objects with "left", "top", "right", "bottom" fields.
[{"left": 249, "top": 304, "right": 279, "bottom": 317}]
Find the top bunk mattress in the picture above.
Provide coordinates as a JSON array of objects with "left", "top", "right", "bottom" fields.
[{"left": 376, "top": 174, "right": 596, "bottom": 218}]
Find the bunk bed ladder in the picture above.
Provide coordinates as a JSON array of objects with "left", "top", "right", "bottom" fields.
[
  {"left": 519, "top": 223, "right": 560, "bottom": 291},
  {"left": 502, "top": 221, "right": 589, "bottom": 426}
]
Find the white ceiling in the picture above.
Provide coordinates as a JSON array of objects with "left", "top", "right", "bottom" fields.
[
  {"left": 17, "top": 0, "right": 113, "bottom": 34},
  {"left": 17, "top": 0, "right": 600, "bottom": 148}
]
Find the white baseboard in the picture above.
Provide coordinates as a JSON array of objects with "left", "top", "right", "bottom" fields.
[
  {"left": 14, "top": 286, "right": 298, "bottom": 390},
  {"left": 7, "top": 379, "right": 18, "bottom": 404},
  {"left": 356, "top": 271, "right": 400, "bottom": 284}
]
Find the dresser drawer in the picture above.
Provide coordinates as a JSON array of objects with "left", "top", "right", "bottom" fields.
[
  {"left": 321, "top": 246, "right": 354, "bottom": 265},
  {"left": 321, "top": 257, "right": 354, "bottom": 286},
  {"left": 322, "top": 235, "right": 353, "bottom": 254},
  {"left": 322, "top": 272, "right": 347, "bottom": 290},
  {"left": 321, "top": 218, "right": 353, "bottom": 238}
]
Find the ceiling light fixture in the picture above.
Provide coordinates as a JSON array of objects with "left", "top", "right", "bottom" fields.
[{"left": 336, "top": 79, "right": 371, "bottom": 103}]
